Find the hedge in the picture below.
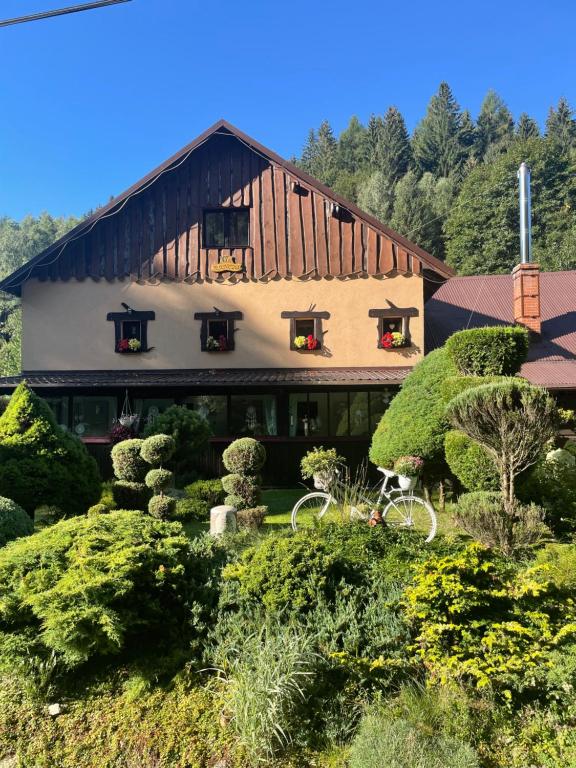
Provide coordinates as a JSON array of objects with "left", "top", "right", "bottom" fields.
[{"left": 445, "top": 326, "right": 529, "bottom": 377}]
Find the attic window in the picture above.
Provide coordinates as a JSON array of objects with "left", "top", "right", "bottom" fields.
[
  {"left": 281, "top": 310, "right": 329, "bottom": 352},
  {"left": 107, "top": 308, "right": 155, "bottom": 353},
  {"left": 194, "top": 309, "right": 243, "bottom": 352},
  {"left": 369, "top": 308, "right": 418, "bottom": 349},
  {"left": 203, "top": 209, "right": 250, "bottom": 248}
]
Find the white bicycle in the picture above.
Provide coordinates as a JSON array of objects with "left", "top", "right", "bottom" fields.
[{"left": 291, "top": 466, "right": 437, "bottom": 542}]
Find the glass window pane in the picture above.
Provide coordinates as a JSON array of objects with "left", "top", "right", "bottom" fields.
[
  {"left": 349, "top": 392, "right": 369, "bottom": 436},
  {"left": 204, "top": 211, "right": 225, "bottom": 247},
  {"left": 369, "top": 389, "right": 394, "bottom": 433},
  {"left": 207, "top": 319, "right": 228, "bottom": 340},
  {"left": 230, "top": 210, "right": 249, "bottom": 246},
  {"left": 306, "top": 393, "right": 328, "bottom": 436},
  {"left": 121, "top": 320, "right": 142, "bottom": 341},
  {"left": 187, "top": 395, "right": 228, "bottom": 436},
  {"left": 288, "top": 393, "right": 328, "bottom": 437},
  {"left": 295, "top": 318, "right": 315, "bottom": 338},
  {"left": 229, "top": 395, "right": 277, "bottom": 437},
  {"left": 134, "top": 398, "right": 174, "bottom": 431},
  {"left": 44, "top": 397, "right": 69, "bottom": 431},
  {"left": 329, "top": 392, "right": 349, "bottom": 436},
  {"left": 72, "top": 396, "right": 116, "bottom": 438}
]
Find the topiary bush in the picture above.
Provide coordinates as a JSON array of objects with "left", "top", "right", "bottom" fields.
[
  {"left": 148, "top": 495, "right": 176, "bottom": 520},
  {"left": 0, "top": 511, "right": 194, "bottom": 666},
  {"left": 444, "top": 430, "right": 499, "bottom": 491},
  {"left": 143, "top": 406, "right": 212, "bottom": 478},
  {"left": 236, "top": 506, "right": 268, "bottom": 530},
  {"left": 445, "top": 326, "right": 529, "bottom": 377},
  {"left": 111, "top": 439, "right": 147, "bottom": 482},
  {"left": 0, "top": 384, "right": 101, "bottom": 517},
  {"left": 370, "top": 348, "right": 458, "bottom": 482},
  {"left": 0, "top": 497, "right": 33, "bottom": 547},
  {"left": 144, "top": 469, "right": 174, "bottom": 494},
  {"left": 221, "top": 438, "right": 266, "bottom": 510},
  {"left": 111, "top": 480, "right": 150, "bottom": 511},
  {"left": 140, "top": 434, "right": 175, "bottom": 468}
]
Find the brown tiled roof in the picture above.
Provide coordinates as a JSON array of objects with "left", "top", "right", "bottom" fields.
[
  {"left": 0, "top": 367, "right": 411, "bottom": 389},
  {"left": 425, "top": 271, "right": 576, "bottom": 389}
]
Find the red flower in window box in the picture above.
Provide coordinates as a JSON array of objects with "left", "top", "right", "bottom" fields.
[
  {"left": 380, "top": 332, "right": 394, "bottom": 349},
  {"left": 306, "top": 335, "right": 319, "bottom": 350},
  {"left": 117, "top": 338, "right": 142, "bottom": 353}
]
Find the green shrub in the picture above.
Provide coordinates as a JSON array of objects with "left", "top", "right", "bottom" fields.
[
  {"left": 148, "top": 494, "right": 176, "bottom": 520},
  {"left": 173, "top": 497, "right": 210, "bottom": 521},
  {"left": 300, "top": 447, "right": 344, "bottom": 480},
  {"left": 403, "top": 542, "right": 576, "bottom": 700},
  {"left": 222, "top": 437, "right": 266, "bottom": 474},
  {"left": 143, "top": 406, "right": 212, "bottom": 476},
  {"left": 518, "top": 454, "right": 576, "bottom": 534},
  {"left": 445, "top": 430, "right": 499, "bottom": 491},
  {"left": 0, "top": 384, "right": 101, "bottom": 517},
  {"left": 185, "top": 478, "right": 225, "bottom": 506},
  {"left": 87, "top": 503, "right": 109, "bottom": 517},
  {"left": 33, "top": 504, "right": 62, "bottom": 528},
  {"left": 370, "top": 348, "right": 458, "bottom": 482},
  {"left": 112, "top": 480, "right": 150, "bottom": 510},
  {"left": 0, "top": 497, "right": 33, "bottom": 547},
  {"left": 445, "top": 326, "right": 529, "bottom": 377},
  {"left": 0, "top": 511, "right": 194, "bottom": 666},
  {"left": 349, "top": 691, "right": 480, "bottom": 768},
  {"left": 140, "top": 434, "right": 175, "bottom": 467},
  {"left": 237, "top": 506, "right": 268, "bottom": 530},
  {"left": 110, "top": 438, "right": 147, "bottom": 482},
  {"left": 454, "top": 491, "right": 549, "bottom": 555},
  {"left": 222, "top": 473, "right": 261, "bottom": 509},
  {"left": 144, "top": 468, "right": 174, "bottom": 494}
]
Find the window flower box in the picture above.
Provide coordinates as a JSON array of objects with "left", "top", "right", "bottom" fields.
[
  {"left": 380, "top": 331, "right": 409, "bottom": 350},
  {"left": 205, "top": 335, "right": 230, "bottom": 352},
  {"left": 294, "top": 334, "right": 321, "bottom": 351},
  {"left": 117, "top": 337, "right": 142, "bottom": 353}
]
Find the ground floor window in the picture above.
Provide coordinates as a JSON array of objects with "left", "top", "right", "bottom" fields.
[
  {"left": 230, "top": 394, "right": 278, "bottom": 437},
  {"left": 187, "top": 395, "right": 228, "bottom": 435},
  {"left": 72, "top": 396, "right": 117, "bottom": 438},
  {"left": 289, "top": 390, "right": 393, "bottom": 438},
  {"left": 44, "top": 397, "right": 69, "bottom": 431},
  {"left": 134, "top": 398, "right": 174, "bottom": 430}
]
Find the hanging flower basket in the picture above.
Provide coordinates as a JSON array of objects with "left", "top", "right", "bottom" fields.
[
  {"left": 397, "top": 474, "right": 417, "bottom": 492},
  {"left": 119, "top": 414, "right": 139, "bottom": 428}
]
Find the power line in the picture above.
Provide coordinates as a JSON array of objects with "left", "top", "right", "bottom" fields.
[{"left": 0, "top": 0, "right": 132, "bottom": 28}]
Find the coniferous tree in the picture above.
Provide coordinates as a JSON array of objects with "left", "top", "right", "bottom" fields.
[
  {"left": 357, "top": 170, "right": 395, "bottom": 224},
  {"left": 412, "top": 82, "right": 467, "bottom": 177},
  {"left": 516, "top": 113, "right": 540, "bottom": 140},
  {"left": 299, "top": 121, "right": 338, "bottom": 186},
  {"left": 390, "top": 171, "right": 436, "bottom": 254},
  {"left": 337, "top": 116, "right": 367, "bottom": 174},
  {"left": 366, "top": 114, "right": 385, "bottom": 167},
  {"left": 300, "top": 129, "right": 320, "bottom": 175},
  {"left": 546, "top": 97, "right": 576, "bottom": 153},
  {"left": 475, "top": 90, "right": 514, "bottom": 159},
  {"left": 378, "top": 106, "right": 412, "bottom": 182}
]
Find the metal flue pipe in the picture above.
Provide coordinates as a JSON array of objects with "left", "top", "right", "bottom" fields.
[{"left": 518, "top": 161, "right": 532, "bottom": 264}]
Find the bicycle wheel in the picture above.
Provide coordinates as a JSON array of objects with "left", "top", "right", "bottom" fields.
[
  {"left": 291, "top": 492, "right": 337, "bottom": 531},
  {"left": 382, "top": 494, "right": 437, "bottom": 543}
]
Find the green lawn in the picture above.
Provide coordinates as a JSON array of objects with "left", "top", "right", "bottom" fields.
[{"left": 183, "top": 485, "right": 461, "bottom": 540}]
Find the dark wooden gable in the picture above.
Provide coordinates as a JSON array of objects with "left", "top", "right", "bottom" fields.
[{"left": 2, "top": 122, "right": 453, "bottom": 293}]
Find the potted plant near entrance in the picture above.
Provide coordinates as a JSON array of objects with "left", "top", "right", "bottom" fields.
[
  {"left": 393, "top": 455, "right": 424, "bottom": 491},
  {"left": 300, "top": 447, "right": 345, "bottom": 490}
]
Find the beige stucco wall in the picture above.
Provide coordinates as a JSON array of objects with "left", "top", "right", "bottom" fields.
[{"left": 21, "top": 275, "right": 424, "bottom": 371}]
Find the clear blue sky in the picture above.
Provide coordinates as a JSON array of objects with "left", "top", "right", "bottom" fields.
[{"left": 1, "top": 0, "right": 575, "bottom": 219}]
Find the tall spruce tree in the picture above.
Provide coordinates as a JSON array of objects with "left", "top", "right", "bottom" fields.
[
  {"left": 475, "top": 90, "right": 514, "bottom": 159},
  {"left": 546, "top": 97, "right": 576, "bottom": 153},
  {"left": 299, "top": 121, "right": 338, "bottom": 186},
  {"left": 337, "top": 116, "right": 367, "bottom": 174},
  {"left": 378, "top": 106, "right": 412, "bottom": 182},
  {"left": 366, "top": 114, "right": 385, "bottom": 167},
  {"left": 516, "top": 113, "right": 540, "bottom": 140},
  {"left": 412, "top": 82, "right": 467, "bottom": 177}
]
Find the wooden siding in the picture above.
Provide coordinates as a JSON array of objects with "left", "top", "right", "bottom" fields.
[{"left": 35, "top": 133, "right": 421, "bottom": 284}]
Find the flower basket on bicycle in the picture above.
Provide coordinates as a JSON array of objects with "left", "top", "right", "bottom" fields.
[{"left": 313, "top": 471, "right": 334, "bottom": 491}]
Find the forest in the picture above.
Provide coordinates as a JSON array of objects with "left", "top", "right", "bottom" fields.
[{"left": 1, "top": 82, "right": 576, "bottom": 376}]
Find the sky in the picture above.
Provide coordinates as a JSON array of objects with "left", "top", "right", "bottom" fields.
[{"left": 1, "top": 0, "right": 575, "bottom": 220}]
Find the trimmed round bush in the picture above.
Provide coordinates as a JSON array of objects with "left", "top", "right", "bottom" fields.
[
  {"left": 111, "top": 439, "right": 147, "bottom": 482},
  {"left": 444, "top": 430, "right": 498, "bottom": 491},
  {"left": 445, "top": 326, "right": 529, "bottom": 377},
  {"left": 222, "top": 438, "right": 266, "bottom": 474},
  {"left": 143, "top": 406, "right": 212, "bottom": 476},
  {"left": 140, "top": 434, "right": 175, "bottom": 467},
  {"left": 223, "top": 494, "right": 244, "bottom": 510},
  {"left": 112, "top": 480, "right": 150, "bottom": 511},
  {"left": 0, "top": 511, "right": 194, "bottom": 666},
  {"left": 148, "top": 495, "right": 176, "bottom": 520},
  {"left": 0, "top": 496, "right": 33, "bottom": 547},
  {"left": 145, "top": 468, "right": 174, "bottom": 494},
  {"left": 221, "top": 473, "right": 261, "bottom": 509}
]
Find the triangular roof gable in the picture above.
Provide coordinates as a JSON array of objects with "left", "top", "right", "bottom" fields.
[{"left": 0, "top": 119, "right": 453, "bottom": 295}]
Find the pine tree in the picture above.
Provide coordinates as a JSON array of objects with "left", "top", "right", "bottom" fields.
[
  {"left": 366, "top": 114, "right": 385, "bottom": 167},
  {"left": 314, "top": 121, "right": 338, "bottom": 186},
  {"left": 412, "top": 82, "right": 466, "bottom": 177},
  {"left": 300, "top": 129, "right": 319, "bottom": 174},
  {"left": 337, "top": 116, "right": 367, "bottom": 174},
  {"left": 546, "top": 97, "right": 576, "bottom": 153},
  {"left": 516, "top": 113, "right": 540, "bottom": 140},
  {"left": 476, "top": 90, "right": 514, "bottom": 159},
  {"left": 378, "top": 106, "right": 412, "bottom": 182}
]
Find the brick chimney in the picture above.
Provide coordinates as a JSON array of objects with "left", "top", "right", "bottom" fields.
[{"left": 512, "top": 262, "right": 541, "bottom": 334}]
